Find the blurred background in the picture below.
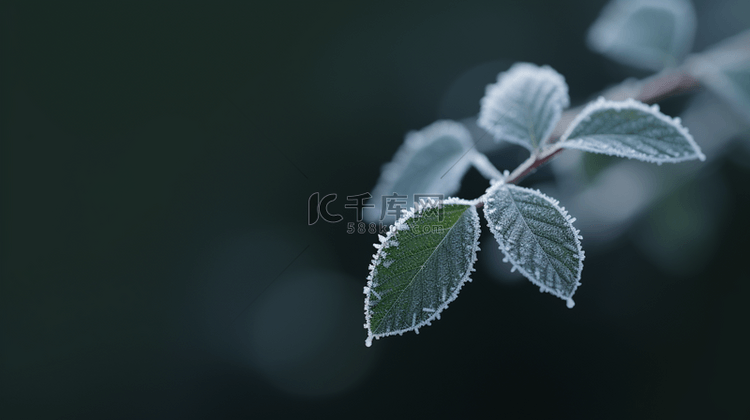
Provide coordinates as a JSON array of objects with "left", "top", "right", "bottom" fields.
[{"left": 2, "top": 0, "right": 749, "bottom": 418}]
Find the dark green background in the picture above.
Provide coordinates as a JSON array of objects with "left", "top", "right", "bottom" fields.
[{"left": 3, "top": 1, "right": 749, "bottom": 418}]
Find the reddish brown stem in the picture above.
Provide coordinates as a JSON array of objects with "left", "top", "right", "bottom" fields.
[
  {"left": 504, "top": 146, "right": 564, "bottom": 185},
  {"left": 636, "top": 69, "right": 701, "bottom": 104},
  {"left": 502, "top": 66, "right": 701, "bottom": 186}
]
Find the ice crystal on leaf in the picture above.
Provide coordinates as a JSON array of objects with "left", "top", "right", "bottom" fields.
[
  {"left": 478, "top": 63, "right": 569, "bottom": 152},
  {"left": 363, "top": 198, "right": 481, "bottom": 346},
  {"left": 363, "top": 56, "right": 706, "bottom": 346},
  {"left": 366, "top": 121, "right": 473, "bottom": 224},
  {"left": 559, "top": 97, "right": 705, "bottom": 163},
  {"left": 482, "top": 183, "right": 584, "bottom": 306}
]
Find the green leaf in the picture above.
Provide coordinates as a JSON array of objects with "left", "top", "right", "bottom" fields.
[
  {"left": 364, "top": 198, "right": 480, "bottom": 347},
  {"left": 689, "top": 29, "right": 750, "bottom": 123},
  {"left": 366, "top": 120, "right": 474, "bottom": 224},
  {"left": 478, "top": 63, "right": 569, "bottom": 152},
  {"left": 587, "top": 0, "right": 696, "bottom": 71},
  {"left": 482, "top": 184, "right": 584, "bottom": 307},
  {"left": 559, "top": 98, "right": 705, "bottom": 164}
]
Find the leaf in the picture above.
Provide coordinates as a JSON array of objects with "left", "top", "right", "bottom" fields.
[
  {"left": 363, "top": 198, "right": 480, "bottom": 346},
  {"left": 482, "top": 184, "right": 584, "bottom": 307},
  {"left": 365, "top": 120, "right": 473, "bottom": 224},
  {"left": 559, "top": 98, "right": 705, "bottom": 164},
  {"left": 587, "top": 0, "right": 696, "bottom": 71},
  {"left": 478, "top": 63, "right": 569, "bottom": 152},
  {"left": 689, "top": 30, "right": 750, "bottom": 123}
]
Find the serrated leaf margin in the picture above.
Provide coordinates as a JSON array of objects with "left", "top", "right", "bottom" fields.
[
  {"left": 560, "top": 97, "right": 706, "bottom": 163},
  {"left": 478, "top": 62, "right": 570, "bottom": 151},
  {"left": 363, "top": 197, "right": 481, "bottom": 347},
  {"left": 482, "top": 183, "right": 584, "bottom": 308}
]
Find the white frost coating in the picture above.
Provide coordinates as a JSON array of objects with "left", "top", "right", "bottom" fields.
[
  {"left": 366, "top": 120, "right": 474, "bottom": 223},
  {"left": 363, "top": 197, "right": 482, "bottom": 346},
  {"left": 559, "top": 97, "right": 706, "bottom": 163},
  {"left": 481, "top": 183, "right": 585, "bottom": 306},
  {"left": 478, "top": 63, "right": 570, "bottom": 151},
  {"left": 587, "top": 0, "right": 696, "bottom": 72}
]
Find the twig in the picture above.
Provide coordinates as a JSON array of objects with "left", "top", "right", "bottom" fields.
[
  {"left": 503, "top": 66, "right": 701, "bottom": 186},
  {"left": 505, "top": 145, "right": 564, "bottom": 185},
  {"left": 550, "top": 66, "right": 700, "bottom": 140}
]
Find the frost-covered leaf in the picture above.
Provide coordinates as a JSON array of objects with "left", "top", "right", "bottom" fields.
[
  {"left": 364, "top": 198, "right": 480, "bottom": 346},
  {"left": 689, "top": 30, "right": 750, "bottom": 123},
  {"left": 366, "top": 120, "right": 473, "bottom": 224},
  {"left": 588, "top": 0, "right": 696, "bottom": 71},
  {"left": 478, "top": 63, "right": 569, "bottom": 152},
  {"left": 482, "top": 184, "right": 583, "bottom": 307},
  {"left": 559, "top": 98, "right": 705, "bottom": 163}
]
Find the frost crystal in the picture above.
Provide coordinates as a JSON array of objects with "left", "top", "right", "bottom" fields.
[
  {"left": 559, "top": 97, "right": 705, "bottom": 163},
  {"left": 366, "top": 120, "right": 474, "bottom": 224},
  {"left": 482, "top": 183, "right": 584, "bottom": 305},
  {"left": 363, "top": 197, "right": 481, "bottom": 346},
  {"left": 478, "top": 63, "right": 570, "bottom": 151}
]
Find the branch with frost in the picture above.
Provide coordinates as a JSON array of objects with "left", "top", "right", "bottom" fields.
[
  {"left": 363, "top": 62, "right": 705, "bottom": 346},
  {"left": 511, "top": 66, "right": 702, "bottom": 186},
  {"left": 362, "top": 0, "right": 750, "bottom": 347},
  {"left": 551, "top": 66, "right": 701, "bottom": 140}
]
